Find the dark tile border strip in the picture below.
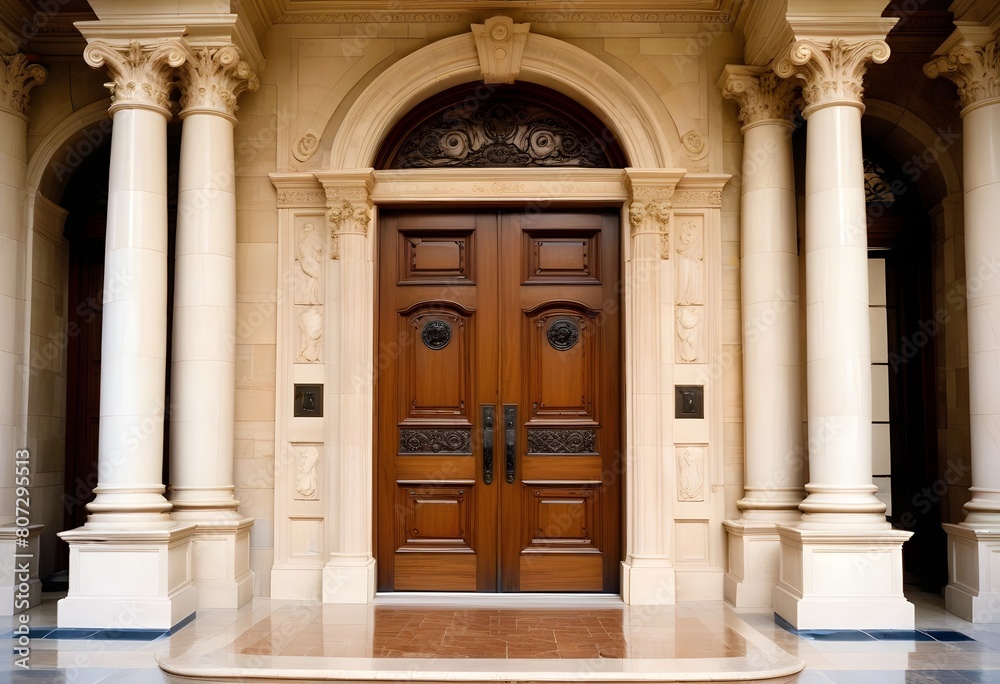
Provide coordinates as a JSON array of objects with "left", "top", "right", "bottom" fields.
[
  {"left": 3, "top": 611, "right": 195, "bottom": 641},
  {"left": 775, "top": 614, "right": 974, "bottom": 642}
]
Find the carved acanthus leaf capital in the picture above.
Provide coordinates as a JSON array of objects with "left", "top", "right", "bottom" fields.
[
  {"left": 83, "top": 40, "right": 187, "bottom": 116},
  {"left": 0, "top": 53, "right": 46, "bottom": 116},
  {"left": 178, "top": 46, "right": 259, "bottom": 118},
  {"left": 325, "top": 186, "right": 371, "bottom": 259},
  {"left": 774, "top": 38, "right": 890, "bottom": 110},
  {"left": 722, "top": 70, "right": 800, "bottom": 126},
  {"left": 924, "top": 37, "right": 1000, "bottom": 110},
  {"left": 628, "top": 197, "right": 671, "bottom": 259},
  {"left": 472, "top": 16, "right": 530, "bottom": 84}
]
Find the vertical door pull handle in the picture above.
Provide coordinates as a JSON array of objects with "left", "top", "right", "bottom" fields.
[
  {"left": 504, "top": 404, "right": 517, "bottom": 484},
  {"left": 482, "top": 405, "right": 495, "bottom": 485}
]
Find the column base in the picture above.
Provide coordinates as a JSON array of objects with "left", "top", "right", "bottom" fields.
[
  {"left": 189, "top": 518, "right": 255, "bottom": 609},
  {"left": 57, "top": 524, "right": 198, "bottom": 630},
  {"left": 773, "top": 524, "right": 914, "bottom": 630},
  {"left": 943, "top": 523, "right": 1000, "bottom": 622},
  {"left": 620, "top": 560, "right": 676, "bottom": 604},
  {"left": 323, "top": 557, "right": 376, "bottom": 603},
  {"left": 723, "top": 519, "right": 781, "bottom": 609},
  {"left": 0, "top": 524, "right": 43, "bottom": 615},
  {"left": 271, "top": 565, "right": 323, "bottom": 600}
]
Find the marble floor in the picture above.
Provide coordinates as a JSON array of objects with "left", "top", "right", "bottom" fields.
[{"left": 5, "top": 590, "right": 1000, "bottom": 682}]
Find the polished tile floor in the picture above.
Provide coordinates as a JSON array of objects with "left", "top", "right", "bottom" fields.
[{"left": 5, "top": 589, "right": 1000, "bottom": 682}]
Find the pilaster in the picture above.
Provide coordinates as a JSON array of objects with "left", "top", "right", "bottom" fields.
[
  {"left": 620, "top": 169, "right": 683, "bottom": 604},
  {"left": 317, "top": 170, "right": 377, "bottom": 603},
  {"left": 925, "top": 27, "right": 1000, "bottom": 622}
]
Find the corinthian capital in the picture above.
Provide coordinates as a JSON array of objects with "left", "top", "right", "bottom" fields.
[
  {"left": 774, "top": 38, "right": 890, "bottom": 111},
  {"left": 83, "top": 40, "right": 187, "bottom": 117},
  {"left": 325, "top": 186, "right": 371, "bottom": 260},
  {"left": 722, "top": 68, "right": 800, "bottom": 126},
  {"left": 178, "top": 46, "right": 259, "bottom": 119},
  {"left": 0, "top": 53, "right": 46, "bottom": 116},
  {"left": 924, "top": 37, "right": 1000, "bottom": 111}
]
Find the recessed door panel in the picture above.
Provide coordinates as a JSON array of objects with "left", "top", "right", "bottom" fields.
[{"left": 378, "top": 210, "right": 619, "bottom": 593}]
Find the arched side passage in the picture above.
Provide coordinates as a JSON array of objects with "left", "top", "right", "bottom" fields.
[
  {"left": 27, "top": 99, "right": 112, "bottom": 202},
  {"left": 322, "top": 32, "right": 679, "bottom": 170}
]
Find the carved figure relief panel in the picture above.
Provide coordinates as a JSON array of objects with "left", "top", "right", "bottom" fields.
[
  {"left": 676, "top": 306, "right": 703, "bottom": 363},
  {"left": 675, "top": 217, "right": 704, "bottom": 306},
  {"left": 294, "top": 222, "right": 324, "bottom": 304},
  {"left": 677, "top": 445, "right": 706, "bottom": 502},
  {"left": 293, "top": 444, "right": 322, "bottom": 501},
  {"left": 296, "top": 305, "right": 323, "bottom": 363}
]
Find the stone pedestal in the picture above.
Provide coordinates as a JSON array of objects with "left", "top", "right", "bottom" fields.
[
  {"left": 724, "top": 520, "right": 781, "bottom": 609},
  {"left": 941, "top": 524, "right": 1000, "bottom": 623},
  {"left": 57, "top": 526, "right": 198, "bottom": 630},
  {"left": 189, "top": 519, "right": 254, "bottom": 609},
  {"left": 773, "top": 526, "right": 914, "bottom": 629},
  {"left": 0, "top": 523, "right": 43, "bottom": 615}
]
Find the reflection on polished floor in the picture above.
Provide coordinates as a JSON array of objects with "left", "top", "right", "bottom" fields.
[{"left": 6, "top": 590, "right": 1000, "bottom": 682}]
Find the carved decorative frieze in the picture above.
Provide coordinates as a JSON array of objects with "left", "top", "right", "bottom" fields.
[
  {"left": 178, "top": 45, "right": 259, "bottom": 118},
  {"left": 275, "top": 13, "right": 461, "bottom": 24},
  {"left": 0, "top": 53, "right": 46, "bottom": 116},
  {"left": 774, "top": 38, "right": 890, "bottom": 110},
  {"left": 924, "top": 37, "right": 1000, "bottom": 110},
  {"left": 672, "top": 190, "right": 722, "bottom": 207},
  {"left": 472, "top": 16, "right": 530, "bottom": 84},
  {"left": 83, "top": 40, "right": 187, "bottom": 116},
  {"left": 277, "top": 189, "right": 325, "bottom": 207},
  {"left": 722, "top": 69, "right": 799, "bottom": 126},
  {"left": 527, "top": 429, "right": 597, "bottom": 454},
  {"left": 399, "top": 428, "right": 472, "bottom": 454}
]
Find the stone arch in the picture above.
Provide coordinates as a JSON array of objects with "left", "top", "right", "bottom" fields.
[
  {"left": 27, "top": 100, "right": 112, "bottom": 201},
  {"left": 317, "top": 31, "right": 679, "bottom": 170},
  {"left": 862, "top": 98, "right": 961, "bottom": 208}
]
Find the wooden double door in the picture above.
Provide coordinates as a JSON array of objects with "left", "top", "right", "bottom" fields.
[{"left": 377, "top": 209, "right": 621, "bottom": 592}]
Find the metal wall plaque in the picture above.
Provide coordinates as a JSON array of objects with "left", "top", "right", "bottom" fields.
[
  {"left": 674, "top": 385, "right": 704, "bottom": 419},
  {"left": 294, "top": 384, "right": 323, "bottom": 417}
]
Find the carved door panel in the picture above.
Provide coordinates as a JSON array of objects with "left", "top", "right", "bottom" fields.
[{"left": 377, "top": 210, "right": 620, "bottom": 592}]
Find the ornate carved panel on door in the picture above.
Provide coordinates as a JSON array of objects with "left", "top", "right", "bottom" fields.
[{"left": 378, "top": 210, "right": 620, "bottom": 593}]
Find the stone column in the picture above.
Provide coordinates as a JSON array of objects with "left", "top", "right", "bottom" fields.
[
  {"left": 925, "top": 28, "right": 1000, "bottom": 623},
  {"left": 317, "top": 171, "right": 377, "bottom": 603},
  {"left": 771, "top": 38, "right": 914, "bottom": 630},
  {"left": 620, "top": 169, "right": 684, "bottom": 604},
  {"left": 169, "top": 45, "right": 258, "bottom": 609},
  {"left": 58, "top": 40, "right": 197, "bottom": 630},
  {"left": 720, "top": 67, "right": 806, "bottom": 608},
  {"left": 0, "top": 53, "right": 45, "bottom": 615}
]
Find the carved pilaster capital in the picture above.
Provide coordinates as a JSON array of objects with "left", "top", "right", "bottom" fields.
[
  {"left": 83, "top": 40, "right": 187, "bottom": 117},
  {"left": 325, "top": 185, "right": 371, "bottom": 260},
  {"left": 178, "top": 45, "right": 259, "bottom": 120},
  {"left": 924, "top": 36, "right": 1000, "bottom": 111},
  {"left": 722, "top": 68, "right": 800, "bottom": 127},
  {"left": 628, "top": 192, "right": 672, "bottom": 260},
  {"left": 0, "top": 53, "right": 46, "bottom": 116},
  {"left": 471, "top": 15, "right": 530, "bottom": 84},
  {"left": 774, "top": 38, "right": 890, "bottom": 113}
]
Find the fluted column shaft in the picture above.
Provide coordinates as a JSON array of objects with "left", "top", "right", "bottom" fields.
[
  {"left": 169, "top": 46, "right": 258, "bottom": 520},
  {"left": 723, "top": 69, "right": 805, "bottom": 521},
  {"left": 776, "top": 39, "right": 891, "bottom": 530},
  {"left": 0, "top": 54, "right": 44, "bottom": 525},
  {"left": 82, "top": 41, "right": 186, "bottom": 527}
]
